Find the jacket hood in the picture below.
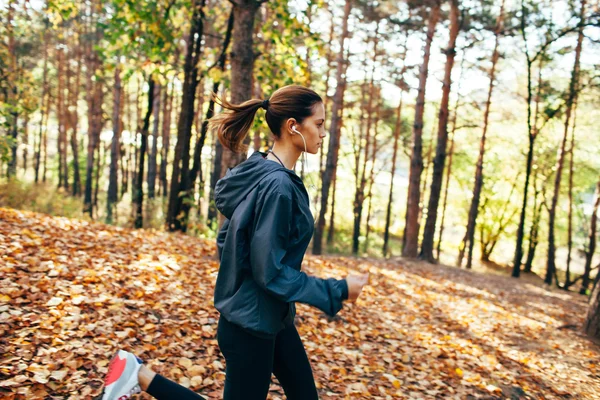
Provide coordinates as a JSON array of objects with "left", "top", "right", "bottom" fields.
[{"left": 214, "top": 150, "right": 305, "bottom": 219}]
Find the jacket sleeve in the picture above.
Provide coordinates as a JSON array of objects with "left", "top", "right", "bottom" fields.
[
  {"left": 249, "top": 189, "right": 348, "bottom": 316},
  {"left": 216, "top": 218, "right": 230, "bottom": 262}
]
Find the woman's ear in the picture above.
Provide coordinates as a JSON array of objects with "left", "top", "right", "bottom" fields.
[{"left": 285, "top": 118, "right": 298, "bottom": 135}]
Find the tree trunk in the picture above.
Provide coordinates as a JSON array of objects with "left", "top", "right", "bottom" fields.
[
  {"left": 585, "top": 274, "right": 600, "bottom": 339},
  {"left": 167, "top": 0, "right": 206, "bottom": 232},
  {"left": 69, "top": 42, "right": 82, "bottom": 196},
  {"left": 6, "top": 0, "right": 18, "bottom": 179},
  {"left": 383, "top": 92, "right": 404, "bottom": 258},
  {"left": 402, "top": 1, "right": 441, "bottom": 258},
  {"left": 186, "top": 8, "right": 234, "bottom": 226},
  {"left": 420, "top": 0, "right": 461, "bottom": 263},
  {"left": 581, "top": 180, "right": 600, "bottom": 294},
  {"left": 160, "top": 82, "right": 173, "bottom": 198},
  {"left": 83, "top": 4, "right": 103, "bottom": 217},
  {"left": 106, "top": 66, "right": 122, "bottom": 224},
  {"left": 352, "top": 26, "right": 379, "bottom": 256},
  {"left": 134, "top": 77, "right": 156, "bottom": 229},
  {"left": 524, "top": 170, "right": 544, "bottom": 273},
  {"left": 219, "top": 0, "right": 263, "bottom": 180},
  {"left": 313, "top": 0, "right": 352, "bottom": 255},
  {"left": 545, "top": 0, "right": 586, "bottom": 285},
  {"left": 512, "top": 3, "right": 537, "bottom": 278},
  {"left": 148, "top": 82, "right": 161, "bottom": 199},
  {"left": 364, "top": 96, "right": 382, "bottom": 254},
  {"left": 57, "top": 44, "right": 66, "bottom": 188},
  {"left": 326, "top": 46, "right": 350, "bottom": 246},
  {"left": 565, "top": 109, "right": 577, "bottom": 288},
  {"left": 316, "top": 6, "right": 336, "bottom": 218},
  {"left": 458, "top": 0, "right": 505, "bottom": 268},
  {"left": 437, "top": 54, "right": 466, "bottom": 261}
]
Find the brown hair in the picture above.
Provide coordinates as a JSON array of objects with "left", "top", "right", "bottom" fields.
[{"left": 209, "top": 85, "right": 323, "bottom": 153}]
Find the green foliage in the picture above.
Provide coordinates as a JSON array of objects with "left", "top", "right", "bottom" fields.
[{"left": 0, "top": 181, "right": 84, "bottom": 219}]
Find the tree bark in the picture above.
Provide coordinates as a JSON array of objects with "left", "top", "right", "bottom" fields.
[
  {"left": 437, "top": 55, "right": 465, "bottom": 261},
  {"left": 402, "top": 1, "right": 441, "bottom": 258},
  {"left": 83, "top": 2, "right": 103, "bottom": 217},
  {"left": 160, "top": 82, "right": 173, "bottom": 198},
  {"left": 166, "top": 0, "right": 206, "bottom": 232},
  {"left": 69, "top": 41, "right": 82, "bottom": 196},
  {"left": 326, "top": 46, "right": 350, "bottom": 246},
  {"left": 565, "top": 109, "right": 577, "bottom": 288},
  {"left": 524, "top": 170, "right": 544, "bottom": 273},
  {"left": 187, "top": 7, "right": 234, "bottom": 226},
  {"left": 134, "top": 77, "right": 155, "bottom": 229},
  {"left": 383, "top": 92, "right": 404, "bottom": 258},
  {"left": 420, "top": 0, "right": 461, "bottom": 263},
  {"left": 545, "top": 0, "right": 586, "bottom": 285},
  {"left": 148, "top": 82, "right": 161, "bottom": 199},
  {"left": 313, "top": 0, "right": 352, "bottom": 255},
  {"left": 219, "top": 0, "right": 263, "bottom": 178},
  {"left": 581, "top": 180, "right": 600, "bottom": 294},
  {"left": 512, "top": 2, "right": 539, "bottom": 277},
  {"left": 106, "top": 65, "right": 122, "bottom": 224},
  {"left": 352, "top": 25, "right": 379, "bottom": 255},
  {"left": 585, "top": 269, "right": 600, "bottom": 339},
  {"left": 316, "top": 6, "right": 336, "bottom": 219}
]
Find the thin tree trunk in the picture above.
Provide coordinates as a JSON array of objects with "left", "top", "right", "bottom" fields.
[
  {"left": 326, "top": 46, "right": 351, "bottom": 245},
  {"left": 83, "top": 2, "right": 102, "bottom": 216},
  {"left": 402, "top": 1, "right": 441, "bottom": 258},
  {"left": 106, "top": 65, "right": 122, "bottom": 224},
  {"left": 313, "top": 0, "right": 352, "bottom": 255},
  {"left": 585, "top": 260, "right": 600, "bottom": 338},
  {"left": 420, "top": 0, "right": 461, "bottom": 263},
  {"left": 160, "top": 82, "right": 173, "bottom": 198},
  {"left": 134, "top": 77, "right": 156, "bottom": 229},
  {"left": 6, "top": 0, "right": 18, "bottom": 179},
  {"left": 167, "top": 0, "right": 206, "bottom": 232},
  {"left": 383, "top": 92, "right": 404, "bottom": 258},
  {"left": 57, "top": 44, "right": 66, "bottom": 188},
  {"left": 546, "top": 0, "right": 586, "bottom": 285},
  {"left": 437, "top": 54, "right": 466, "bottom": 260},
  {"left": 316, "top": 6, "right": 336, "bottom": 218},
  {"left": 565, "top": 105, "right": 577, "bottom": 288},
  {"left": 364, "top": 96, "right": 382, "bottom": 254},
  {"left": 187, "top": 7, "right": 234, "bottom": 226},
  {"left": 352, "top": 26, "right": 379, "bottom": 255},
  {"left": 512, "top": 1, "right": 538, "bottom": 277},
  {"left": 70, "top": 42, "right": 82, "bottom": 196},
  {"left": 219, "top": 0, "right": 263, "bottom": 178},
  {"left": 524, "top": 170, "right": 544, "bottom": 273},
  {"left": 581, "top": 180, "right": 600, "bottom": 294},
  {"left": 148, "top": 82, "right": 161, "bottom": 199},
  {"left": 456, "top": 0, "right": 504, "bottom": 268}
]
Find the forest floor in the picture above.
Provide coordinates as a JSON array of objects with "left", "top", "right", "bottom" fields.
[{"left": 0, "top": 207, "right": 599, "bottom": 400}]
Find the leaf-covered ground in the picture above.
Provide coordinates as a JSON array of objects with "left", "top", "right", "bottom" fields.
[{"left": 1, "top": 207, "right": 599, "bottom": 399}]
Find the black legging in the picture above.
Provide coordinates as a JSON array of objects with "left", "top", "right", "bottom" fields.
[{"left": 145, "top": 315, "right": 318, "bottom": 400}]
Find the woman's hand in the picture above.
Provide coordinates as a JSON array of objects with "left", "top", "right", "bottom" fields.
[{"left": 345, "top": 273, "right": 369, "bottom": 302}]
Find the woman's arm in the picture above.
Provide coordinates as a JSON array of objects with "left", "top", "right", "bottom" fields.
[{"left": 249, "top": 188, "right": 348, "bottom": 316}]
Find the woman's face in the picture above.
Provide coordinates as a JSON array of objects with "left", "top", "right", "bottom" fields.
[{"left": 295, "top": 102, "right": 326, "bottom": 154}]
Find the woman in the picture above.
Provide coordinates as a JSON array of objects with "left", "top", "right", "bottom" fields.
[{"left": 101, "top": 85, "right": 369, "bottom": 400}]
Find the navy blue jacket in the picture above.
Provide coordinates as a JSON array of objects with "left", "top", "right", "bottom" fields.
[{"left": 214, "top": 150, "right": 349, "bottom": 338}]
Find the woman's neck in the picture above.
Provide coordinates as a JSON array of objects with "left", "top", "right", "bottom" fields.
[{"left": 266, "top": 142, "right": 301, "bottom": 170}]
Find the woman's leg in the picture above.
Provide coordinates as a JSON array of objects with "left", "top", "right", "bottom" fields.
[
  {"left": 102, "top": 351, "right": 206, "bottom": 400},
  {"left": 272, "top": 323, "right": 319, "bottom": 400},
  {"left": 217, "top": 315, "right": 275, "bottom": 400},
  {"left": 144, "top": 368, "right": 206, "bottom": 400}
]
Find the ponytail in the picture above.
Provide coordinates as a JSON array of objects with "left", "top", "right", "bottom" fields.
[
  {"left": 208, "top": 94, "right": 264, "bottom": 153},
  {"left": 209, "top": 85, "right": 322, "bottom": 153}
]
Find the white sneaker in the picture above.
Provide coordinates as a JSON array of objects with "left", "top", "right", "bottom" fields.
[{"left": 101, "top": 350, "right": 143, "bottom": 400}]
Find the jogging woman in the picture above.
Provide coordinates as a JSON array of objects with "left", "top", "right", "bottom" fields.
[{"left": 101, "top": 85, "right": 369, "bottom": 400}]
